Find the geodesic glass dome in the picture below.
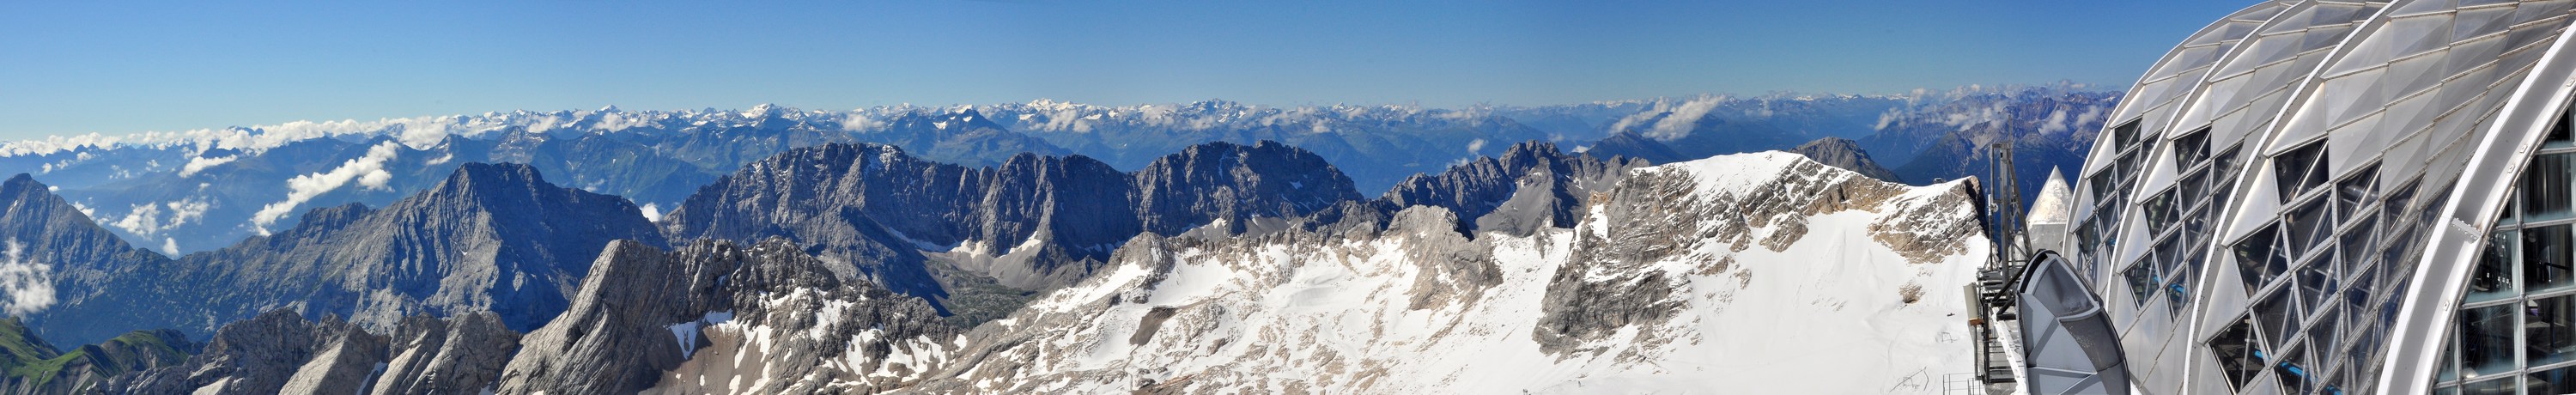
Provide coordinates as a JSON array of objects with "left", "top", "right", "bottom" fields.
[{"left": 2057, "top": 1, "right": 2576, "bottom": 393}]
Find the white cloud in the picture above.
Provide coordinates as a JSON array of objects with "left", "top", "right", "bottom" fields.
[
  {"left": 639, "top": 203, "right": 664, "bottom": 222},
  {"left": 1611, "top": 96, "right": 1730, "bottom": 141},
  {"left": 0, "top": 240, "right": 55, "bottom": 316},
  {"left": 160, "top": 238, "right": 179, "bottom": 256},
  {"left": 1466, "top": 138, "right": 1487, "bottom": 155},
  {"left": 111, "top": 204, "right": 163, "bottom": 237},
  {"left": 166, "top": 198, "right": 210, "bottom": 228},
  {"left": 424, "top": 152, "right": 454, "bottom": 166},
  {"left": 840, "top": 113, "right": 889, "bottom": 132},
  {"left": 113, "top": 197, "right": 210, "bottom": 239},
  {"left": 251, "top": 142, "right": 403, "bottom": 232},
  {"left": 2074, "top": 105, "right": 2106, "bottom": 132},
  {"left": 178, "top": 155, "right": 237, "bottom": 178},
  {"left": 2038, "top": 108, "right": 2072, "bottom": 135}
]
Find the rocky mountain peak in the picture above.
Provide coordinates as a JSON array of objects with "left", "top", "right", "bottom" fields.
[
  {"left": 1382, "top": 141, "right": 1643, "bottom": 236},
  {"left": 1789, "top": 137, "right": 1904, "bottom": 183},
  {"left": 1133, "top": 140, "right": 1361, "bottom": 234},
  {"left": 32, "top": 161, "right": 668, "bottom": 345},
  {"left": 436, "top": 162, "right": 547, "bottom": 194}
]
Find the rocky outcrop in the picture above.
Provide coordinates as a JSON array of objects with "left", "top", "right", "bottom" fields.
[
  {"left": 1533, "top": 152, "right": 1978, "bottom": 354},
  {"left": 97, "top": 310, "right": 385, "bottom": 395},
  {"left": 1131, "top": 141, "right": 1363, "bottom": 234},
  {"left": 368, "top": 313, "right": 518, "bottom": 395},
  {"left": 1382, "top": 142, "right": 1643, "bottom": 235},
  {"left": 78, "top": 310, "right": 518, "bottom": 395},
  {"left": 495, "top": 239, "right": 955, "bottom": 395},
  {"left": 494, "top": 240, "right": 719, "bottom": 394},
  {"left": 1790, "top": 137, "right": 1903, "bottom": 183}
]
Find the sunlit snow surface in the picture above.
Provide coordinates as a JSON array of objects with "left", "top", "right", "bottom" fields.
[{"left": 884, "top": 152, "right": 1991, "bottom": 393}]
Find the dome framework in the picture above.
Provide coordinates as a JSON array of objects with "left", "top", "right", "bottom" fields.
[{"left": 2056, "top": 1, "right": 2576, "bottom": 393}]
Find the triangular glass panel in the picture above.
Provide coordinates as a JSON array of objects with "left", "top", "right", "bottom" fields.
[{"left": 2453, "top": 4, "right": 2515, "bottom": 39}]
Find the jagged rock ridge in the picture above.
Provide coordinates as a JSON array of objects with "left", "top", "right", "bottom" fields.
[
  {"left": 1789, "top": 137, "right": 1904, "bottom": 183},
  {"left": 659, "top": 140, "right": 1363, "bottom": 324},
  {"left": 495, "top": 238, "right": 955, "bottom": 394},
  {"left": 34, "top": 163, "right": 665, "bottom": 344}
]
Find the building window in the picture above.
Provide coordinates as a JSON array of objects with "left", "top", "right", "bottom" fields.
[
  {"left": 2460, "top": 377, "right": 2516, "bottom": 395},
  {"left": 2460, "top": 303, "right": 2519, "bottom": 380},
  {"left": 2174, "top": 126, "right": 2213, "bottom": 167},
  {"left": 2287, "top": 198, "right": 2334, "bottom": 258},
  {"left": 2275, "top": 141, "right": 2330, "bottom": 204},
  {"left": 2212, "top": 314, "right": 2267, "bottom": 391},
  {"left": 2146, "top": 190, "right": 2178, "bottom": 233},
  {"left": 2547, "top": 112, "right": 2573, "bottom": 149},
  {"left": 2530, "top": 295, "right": 2576, "bottom": 368},
  {"left": 2525, "top": 154, "right": 2574, "bottom": 222},
  {"left": 2470, "top": 230, "right": 2520, "bottom": 304},
  {"left": 2276, "top": 344, "right": 2312, "bottom": 394},
  {"left": 2298, "top": 257, "right": 2339, "bottom": 317},
  {"left": 2530, "top": 365, "right": 2576, "bottom": 395},
  {"left": 2167, "top": 261, "right": 2196, "bottom": 318},
  {"left": 2257, "top": 289, "right": 2303, "bottom": 349},
  {"left": 2113, "top": 118, "right": 2142, "bottom": 149},
  {"left": 2126, "top": 260, "right": 2160, "bottom": 307},
  {"left": 2527, "top": 225, "right": 2575, "bottom": 294},
  {"left": 2337, "top": 163, "right": 2380, "bottom": 222},
  {"left": 2237, "top": 223, "right": 2292, "bottom": 294}
]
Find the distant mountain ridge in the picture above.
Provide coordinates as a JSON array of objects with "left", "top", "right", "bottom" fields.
[
  {"left": 0, "top": 88, "right": 2111, "bottom": 257},
  {"left": 26, "top": 163, "right": 665, "bottom": 345},
  {"left": 660, "top": 140, "right": 1364, "bottom": 325}
]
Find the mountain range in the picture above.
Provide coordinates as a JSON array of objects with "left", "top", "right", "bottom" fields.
[
  {"left": 0, "top": 87, "right": 2089, "bottom": 392},
  {"left": 0, "top": 87, "right": 2106, "bottom": 257},
  {"left": 0, "top": 138, "right": 1989, "bottom": 393}
]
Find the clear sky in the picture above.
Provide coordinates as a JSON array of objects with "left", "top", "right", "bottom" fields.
[{"left": 0, "top": 1, "right": 2255, "bottom": 140}]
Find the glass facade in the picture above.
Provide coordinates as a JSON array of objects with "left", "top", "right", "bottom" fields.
[
  {"left": 2051, "top": 1, "right": 2576, "bottom": 394},
  {"left": 2433, "top": 131, "right": 2576, "bottom": 393}
]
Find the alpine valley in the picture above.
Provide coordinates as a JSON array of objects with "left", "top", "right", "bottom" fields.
[{"left": 0, "top": 89, "right": 2096, "bottom": 394}]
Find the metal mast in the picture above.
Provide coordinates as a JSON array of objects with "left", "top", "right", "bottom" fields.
[{"left": 1959, "top": 138, "right": 2032, "bottom": 394}]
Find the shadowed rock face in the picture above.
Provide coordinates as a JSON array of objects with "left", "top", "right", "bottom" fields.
[
  {"left": 1382, "top": 142, "right": 1644, "bottom": 236},
  {"left": 368, "top": 313, "right": 519, "bottom": 395},
  {"left": 1790, "top": 137, "right": 1904, "bottom": 183},
  {"left": 46, "top": 163, "right": 665, "bottom": 343},
  {"left": 0, "top": 174, "right": 180, "bottom": 346},
  {"left": 96, "top": 310, "right": 385, "bottom": 395},
  {"left": 660, "top": 141, "right": 1362, "bottom": 322},
  {"left": 497, "top": 239, "right": 955, "bottom": 395},
  {"left": 94, "top": 310, "right": 516, "bottom": 395}
]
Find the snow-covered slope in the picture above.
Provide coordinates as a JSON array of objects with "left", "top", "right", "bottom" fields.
[
  {"left": 890, "top": 151, "right": 1990, "bottom": 393},
  {"left": 20, "top": 149, "right": 1990, "bottom": 393}
]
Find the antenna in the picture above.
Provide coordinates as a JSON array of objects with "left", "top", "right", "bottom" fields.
[
  {"left": 1987, "top": 139, "right": 2032, "bottom": 267},
  {"left": 1957, "top": 137, "right": 2034, "bottom": 394}
]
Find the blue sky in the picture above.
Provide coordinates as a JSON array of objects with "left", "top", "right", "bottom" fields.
[{"left": 0, "top": 1, "right": 2252, "bottom": 140}]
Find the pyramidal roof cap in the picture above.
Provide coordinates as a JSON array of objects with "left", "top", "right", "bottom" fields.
[{"left": 2027, "top": 167, "right": 2073, "bottom": 225}]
